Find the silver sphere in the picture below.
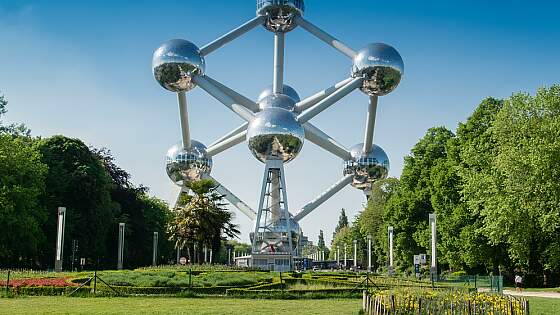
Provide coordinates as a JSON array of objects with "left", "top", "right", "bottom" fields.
[
  {"left": 343, "top": 143, "right": 390, "bottom": 190},
  {"left": 256, "top": 0, "right": 304, "bottom": 32},
  {"left": 247, "top": 107, "right": 305, "bottom": 163},
  {"left": 351, "top": 43, "right": 404, "bottom": 96},
  {"left": 152, "top": 39, "right": 205, "bottom": 92},
  {"left": 258, "top": 94, "right": 296, "bottom": 111},
  {"left": 165, "top": 140, "right": 212, "bottom": 186},
  {"left": 257, "top": 84, "right": 301, "bottom": 103}
]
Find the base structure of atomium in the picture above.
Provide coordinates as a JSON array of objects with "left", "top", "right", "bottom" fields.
[{"left": 153, "top": 0, "right": 403, "bottom": 271}]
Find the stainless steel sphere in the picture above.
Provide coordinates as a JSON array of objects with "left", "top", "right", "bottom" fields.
[
  {"left": 258, "top": 94, "right": 296, "bottom": 111},
  {"left": 247, "top": 107, "right": 305, "bottom": 163},
  {"left": 165, "top": 140, "right": 212, "bottom": 186},
  {"left": 351, "top": 43, "right": 404, "bottom": 96},
  {"left": 152, "top": 39, "right": 205, "bottom": 92},
  {"left": 343, "top": 143, "right": 390, "bottom": 190},
  {"left": 257, "top": 84, "right": 301, "bottom": 103},
  {"left": 256, "top": 0, "right": 304, "bottom": 32}
]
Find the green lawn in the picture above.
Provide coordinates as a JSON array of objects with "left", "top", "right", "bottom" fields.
[
  {"left": 526, "top": 297, "right": 560, "bottom": 315},
  {"left": 1, "top": 297, "right": 362, "bottom": 315}
]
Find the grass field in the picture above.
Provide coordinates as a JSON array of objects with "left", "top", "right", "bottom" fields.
[
  {"left": 1, "top": 297, "right": 362, "bottom": 315},
  {"left": 525, "top": 297, "right": 560, "bottom": 315}
]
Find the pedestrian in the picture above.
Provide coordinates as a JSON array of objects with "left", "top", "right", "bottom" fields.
[{"left": 514, "top": 274, "right": 523, "bottom": 293}]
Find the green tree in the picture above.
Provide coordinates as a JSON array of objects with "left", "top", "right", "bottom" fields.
[
  {"left": 167, "top": 179, "right": 240, "bottom": 264},
  {"left": 36, "top": 136, "right": 117, "bottom": 268},
  {"left": 0, "top": 135, "right": 47, "bottom": 267}
]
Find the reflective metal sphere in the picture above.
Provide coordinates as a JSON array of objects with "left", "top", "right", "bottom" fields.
[
  {"left": 256, "top": 0, "right": 304, "bottom": 32},
  {"left": 258, "top": 94, "right": 296, "bottom": 111},
  {"left": 343, "top": 143, "right": 390, "bottom": 190},
  {"left": 247, "top": 107, "right": 305, "bottom": 163},
  {"left": 165, "top": 140, "right": 212, "bottom": 186},
  {"left": 152, "top": 39, "right": 205, "bottom": 92},
  {"left": 257, "top": 84, "right": 301, "bottom": 103},
  {"left": 351, "top": 43, "right": 404, "bottom": 96},
  {"left": 251, "top": 217, "right": 301, "bottom": 253}
]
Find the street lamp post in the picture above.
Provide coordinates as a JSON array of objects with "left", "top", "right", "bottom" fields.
[
  {"left": 429, "top": 213, "right": 437, "bottom": 281},
  {"left": 344, "top": 243, "right": 347, "bottom": 268},
  {"left": 117, "top": 223, "right": 125, "bottom": 270},
  {"left": 152, "top": 232, "right": 158, "bottom": 266},
  {"left": 388, "top": 226, "right": 394, "bottom": 275},
  {"left": 54, "top": 207, "right": 66, "bottom": 272},
  {"left": 367, "top": 235, "right": 372, "bottom": 272},
  {"left": 353, "top": 239, "right": 357, "bottom": 270}
]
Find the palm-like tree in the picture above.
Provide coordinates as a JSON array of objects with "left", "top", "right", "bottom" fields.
[{"left": 167, "top": 179, "right": 239, "bottom": 264}]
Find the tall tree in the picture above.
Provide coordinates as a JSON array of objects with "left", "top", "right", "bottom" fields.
[{"left": 335, "top": 209, "right": 349, "bottom": 234}]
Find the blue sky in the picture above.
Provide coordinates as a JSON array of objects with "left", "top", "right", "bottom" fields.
[{"left": 1, "top": 0, "right": 559, "bottom": 245}]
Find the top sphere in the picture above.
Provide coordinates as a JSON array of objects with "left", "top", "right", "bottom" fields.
[
  {"left": 351, "top": 43, "right": 404, "bottom": 96},
  {"left": 257, "top": 84, "right": 301, "bottom": 103},
  {"left": 256, "top": 0, "right": 304, "bottom": 32},
  {"left": 152, "top": 39, "right": 205, "bottom": 92}
]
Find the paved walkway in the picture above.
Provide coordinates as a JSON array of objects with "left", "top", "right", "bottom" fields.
[{"left": 503, "top": 289, "right": 560, "bottom": 299}]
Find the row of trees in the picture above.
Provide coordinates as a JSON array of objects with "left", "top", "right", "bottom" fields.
[
  {"left": 329, "top": 86, "right": 560, "bottom": 286},
  {"left": 0, "top": 94, "right": 178, "bottom": 269}
]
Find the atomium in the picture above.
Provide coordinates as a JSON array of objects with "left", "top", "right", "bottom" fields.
[
  {"left": 166, "top": 140, "right": 212, "bottom": 186},
  {"left": 152, "top": 0, "right": 404, "bottom": 270},
  {"left": 247, "top": 107, "right": 304, "bottom": 163},
  {"left": 152, "top": 39, "right": 205, "bottom": 92},
  {"left": 352, "top": 43, "right": 404, "bottom": 96},
  {"left": 343, "top": 143, "right": 390, "bottom": 191}
]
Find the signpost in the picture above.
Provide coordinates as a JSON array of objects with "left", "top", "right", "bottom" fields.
[
  {"left": 179, "top": 256, "right": 187, "bottom": 265},
  {"left": 54, "top": 207, "right": 66, "bottom": 272}
]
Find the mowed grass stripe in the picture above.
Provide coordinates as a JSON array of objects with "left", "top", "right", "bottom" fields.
[{"left": 2, "top": 297, "right": 362, "bottom": 315}]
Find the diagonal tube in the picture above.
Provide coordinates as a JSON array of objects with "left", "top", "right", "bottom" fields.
[
  {"left": 206, "top": 130, "right": 247, "bottom": 158},
  {"left": 203, "top": 77, "right": 259, "bottom": 112},
  {"left": 209, "top": 123, "right": 248, "bottom": 148},
  {"left": 303, "top": 123, "right": 351, "bottom": 160},
  {"left": 295, "top": 77, "right": 354, "bottom": 113},
  {"left": 363, "top": 96, "right": 378, "bottom": 153},
  {"left": 193, "top": 75, "right": 255, "bottom": 122},
  {"left": 203, "top": 174, "right": 256, "bottom": 220},
  {"left": 293, "top": 174, "right": 354, "bottom": 222},
  {"left": 294, "top": 16, "right": 356, "bottom": 59},
  {"left": 273, "top": 32, "right": 285, "bottom": 94},
  {"left": 297, "top": 77, "right": 363, "bottom": 123},
  {"left": 200, "top": 16, "right": 265, "bottom": 56}
]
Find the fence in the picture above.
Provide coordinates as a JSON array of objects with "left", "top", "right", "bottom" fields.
[{"left": 362, "top": 290, "right": 529, "bottom": 315}]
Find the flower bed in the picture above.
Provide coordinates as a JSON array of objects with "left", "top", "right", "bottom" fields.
[{"left": 0, "top": 277, "right": 76, "bottom": 288}]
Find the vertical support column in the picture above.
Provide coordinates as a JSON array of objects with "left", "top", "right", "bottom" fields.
[
  {"left": 388, "top": 226, "right": 394, "bottom": 275},
  {"left": 117, "top": 223, "right": 125, "bottom": 270},
  {"left": 152, "top": 232, "right": 158, "bottom": 266},
  {"left": 177, "top": 91, "right": 191, "bottom": 149},
  {"left": 273, "top": 32, "right": 285, "bottom": 94},
  {"left": 367, "top": 235, "right": 372, "bottom": 272},
  {"left": 363, "top": 96, "right": 378, "bottom": 153},
  {"left": 54, "top": 207, "right": 66, "bottom": 272},
  {"left": 429, "top": 213, "right": 437, "bottom": 281}
]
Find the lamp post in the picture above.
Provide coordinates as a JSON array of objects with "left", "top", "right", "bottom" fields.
[
  {"left": 367, "top": 235, "right": 372, "bottom": 272},
  {"left": 353, "top": 239, "right": 357, "bottom": 269},
  {"left": 54, "top": 207, "right": 66, "bottom": 272},
  {"left": 429, "top": 213, "right": 437, "bottom": 281},
  {"left": 117, "top": 223, "right": 125, "bottom": 270},
  {"left": 344, "top": 243, "right": 347, "bottom": 268},
  {"left": 336, "top": 246, "right": 340, "bottom": 266},
  {"left": 388, "top": 226, "right": 394, "bottom": 275},
  {"left": 152, "top": 232, "right": 158, "bottom": 266}
]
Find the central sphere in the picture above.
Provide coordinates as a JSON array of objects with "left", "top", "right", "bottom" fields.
[
  {"left": 247, "top": 107, "right": 305, "bottom": 163},
  {"left": 352, "top": 43, "right": 404, "bottom": 96},
  {"left": 152, "top": 39, "right": 205, "bottom": 92},
  {"left": 166, "top": 140, "right": 212, "bottom": 186},
  {"left": 257, "top": 84, "right": 301, "bottom": 103},
  {"left": 343, "top": 143, "right": 390, "bottom": 190},
  {"left": 256, "top": 0, "right": 305, "bottom": 32}
]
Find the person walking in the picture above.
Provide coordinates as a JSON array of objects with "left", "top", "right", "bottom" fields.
[{"left": 514, "top": 274, "right": 523, "bottom": 292}]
